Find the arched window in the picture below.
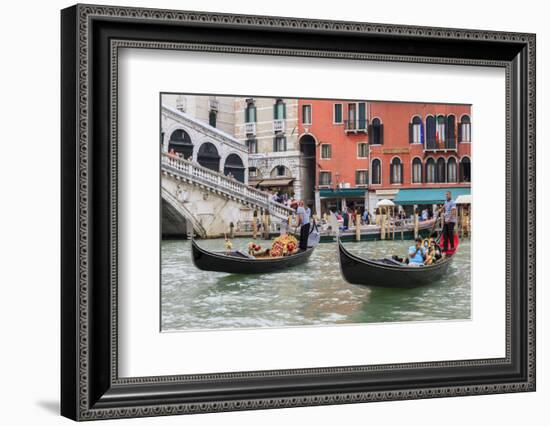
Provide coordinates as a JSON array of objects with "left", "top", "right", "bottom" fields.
[
  {"left": 446, "top": 115, "right": 456, "bottom": 149},
  {"left": 223, "top": 153, "right": 245, "bottom": 182},
  {"left": 371, "top": 159, "right": 381, "bottom": 184},
  {"left": 168, "top": 129, "right": 193, "bottom": 159},
  {"left": 369, "top": 118, "right": 383, "bottom": 145},
  {"left": 197, "top": 142, "right": 221, "bottom": 172},
  {"left": 271, "top": 165, "right": 291, "bottom": 178},
  {"left": 459, "top": 115, "right": 471, "bottom": 142},
  {"left": 209, "top": 110, "right": 217, "bottom": 127},
  {"left": 447, "top": 157, "right": 458, "bottom": 183},
  {"left": 409, "top": 116, "right": 423, "bottom": 144},
  {"left": 436, "top": 115, "right": 446, "bottom": 146},
  {"left": 245, "top": 100, "right": 256, "bottom": 123},
  {"left": 390, "top": 157, "right": 403, "bottom": 184},
  {"left": 436, "top": 157, "right": 446, "bottom": 183},
  {"left": 274, "top": 99, "right": 286, "bottom": 120},
  {"left": 426, "top": 158, "right": 436, "bottom": 183},
  {"left": 412, "top": 158, "right": 423, "bottom": 183},
  {"left": 460, "top": 157, "right": 471, "bottom": 182},
  {"left": 426, "top": 116, "right": 436, "bottom": 149}
]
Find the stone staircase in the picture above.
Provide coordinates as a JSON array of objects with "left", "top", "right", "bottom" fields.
[{"left": 161, "top": 153, "right": 294, "bottom": 222}]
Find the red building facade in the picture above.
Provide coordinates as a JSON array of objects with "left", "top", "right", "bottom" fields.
[{"left": 297, "top": 99, "right": 472, "bottom": 215}]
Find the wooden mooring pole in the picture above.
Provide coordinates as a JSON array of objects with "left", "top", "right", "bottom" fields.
[
  {"left": 252, "top": 210, "right": 258, "bottom": 239},
  {"left": 356, "top": 213, "right": 361, "bottom": 242},
  {"left": 414, "top": 210, "right": 419, "bottom": 239},
  {"left": 263, "top": 212, "right": 270, "bottom": 240}
]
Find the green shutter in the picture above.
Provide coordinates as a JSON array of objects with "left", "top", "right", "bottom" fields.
[
  {"left": 358, "top": 103, "right": 366, "bottom": 129},
  {"left": 334, "top": 104, "right": 342, "bottom": 123}
]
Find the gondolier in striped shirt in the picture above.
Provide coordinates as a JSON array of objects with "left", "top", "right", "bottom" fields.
[
  {"left": 442, "top": 191, "right": 457, "bottom": 252},
  {"left": 296, "top": 200, "right": 310, "bottom": 251}
]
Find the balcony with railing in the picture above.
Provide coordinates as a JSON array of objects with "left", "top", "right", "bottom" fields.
[
  {"left": 245, "top": 122, "right": 256, "bottom": 136},
  {"left": 344, "top": 119, "right": 368, "bottom": 133},
  {"left": 424, "top": 138, "right": 457, "bottom": 152},
  {"left": 273, "top": 119, "right": 285, "bottom": 133}
]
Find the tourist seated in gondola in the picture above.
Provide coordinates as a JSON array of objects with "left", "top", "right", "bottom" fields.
[
  {"left": 424, "top": 241, "right": 442, "bottom": 265},
  {"left": 408, "top": 237, "right": 427, "bottom": 266},
  {"left": 420, "top": 233, "right": 442, "bottom": 265}
]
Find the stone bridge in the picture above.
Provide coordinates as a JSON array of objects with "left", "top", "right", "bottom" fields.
[{"left": 161, "top": 153, "right": 294, "bottom": 238}]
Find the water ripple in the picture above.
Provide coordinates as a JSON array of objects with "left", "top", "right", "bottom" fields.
[{"left": 161, "top": 238, "right": 471, "bottom": 331}]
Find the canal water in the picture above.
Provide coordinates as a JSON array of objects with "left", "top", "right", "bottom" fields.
[{"left": 161, "top": 238, "right": 471, "bottom": 331}]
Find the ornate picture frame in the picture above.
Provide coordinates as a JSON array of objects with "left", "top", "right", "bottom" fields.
[{"left": 61, "top": 4, "right": 535, "bottom": 421}]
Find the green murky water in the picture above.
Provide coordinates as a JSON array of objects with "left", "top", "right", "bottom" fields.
[{"left": 161, "top": 238, "right": 471, "bottom": 331}]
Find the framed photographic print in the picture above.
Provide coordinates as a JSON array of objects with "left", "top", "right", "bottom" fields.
[{"left": 61, "top": 4, "right": 536, "bottom": 421}]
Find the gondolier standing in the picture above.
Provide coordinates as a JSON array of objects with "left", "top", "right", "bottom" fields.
[
  {"left": 296, "top": 200, "right": 310, "bottom": 251},
  {"left": 442, "top": 191, "right": 457, "bottom": 252}
]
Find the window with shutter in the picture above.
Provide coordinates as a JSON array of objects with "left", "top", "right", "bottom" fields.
[
  {"left": 446, "top": 115, "right": 456, "bottom": 149},
  {"left": 247, "top": 138, "right": 257, "bottom": 154},
  {"left": 371, "top": 159, "right": 381, "bottom": 185},
  {"left": 334, "top": 104, "right": 343, "bottom": 124},
  {"left": 274, "top": 99, "right": 285, "bottom": 120},
  {"left": 426, "top": 116, "right": 436, "bottom": 149},
  {"left": 357, "top": 143, "right": 368, "bottom": 158},
  {"left": 209, "top": 110, "right": 217, "bottom": 127},
  {"left": 426, "top": 158, "right": 436, "bottom": 183},
  {"left": 371, "top": 118, "right": 382, "bottom": 144},
  {"left": 319, "top": 171, "right": 331, "bottom": 186},
  {"left": 273, "top": 136, "right": 287, "bottom": 152},
  {"left": 412, "top": 158, "right": 423, "bottom": 183},
  {"left": 460, "top": 157, "right": 471, "bottom": 182},
  {"left": 358, "top": 102, "right": 366, "bottom": 130},
  {"left": 447, "top": 157, "right": 458, "bottom": 182},
  {"left": 302, "top": 105, "right": 312, "bottom": 124},
  {"left": 436, "top": 158, "right": 446, "bottom": 183},
  {"left": 412, "top": 116, "right": 423, "bottom": 144},
  {"left": 355, "top": 170, "right": 368, "bottom": 185},
  {"left": 391, "top": 158, "right": 402, "bottom": 184},
  {"left": 436, "top": 115, "right": 446, "bottom": 146},
  {"left": 460, "top": 115, "right": 471, "bottom": 142},
  {"left": 245, "top": 102, "right": 256, "bottom": 123},
  {"left": 321, "top": 144, "right": 331, "bottom": 159}
]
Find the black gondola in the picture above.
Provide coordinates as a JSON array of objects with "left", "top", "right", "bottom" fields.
[
  {"left": 338, "top": 237, "right": 455, "bottom": 288},
  {"left": 191, "top": 238, "right": 315, "bottom": 274}
]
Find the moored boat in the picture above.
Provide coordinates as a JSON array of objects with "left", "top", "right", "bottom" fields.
[
  {"left": 191, "top": 238, "right": 315, "bottom": 274},
  {"left": 338, "top": 237, "right": 455, "bottom": 288},
  {"left": 320, "top": 218, "right": 437, "bottom": 243}
]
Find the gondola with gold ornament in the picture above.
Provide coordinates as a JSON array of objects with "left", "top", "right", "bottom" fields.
[{"left": 191, "top": 234, "right": 315, "bottom": 274}]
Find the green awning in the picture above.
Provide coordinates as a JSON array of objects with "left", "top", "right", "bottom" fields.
[
  {"left": 394, "top": 187, "right": 470, "bottom": 205},
  {"left": 320, "top": 188, "right": 367, "bottom": 198}
]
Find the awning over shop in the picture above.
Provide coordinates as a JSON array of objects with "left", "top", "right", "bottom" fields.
[
  {"left": 257, "top": 178, "right": 294, "bottom": 188},
  {"left": 319, "top": 188, "right": 367, "bottom": 198},
  {"left": 394, "top": 187, "right": 471, "bottom": 205}
]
